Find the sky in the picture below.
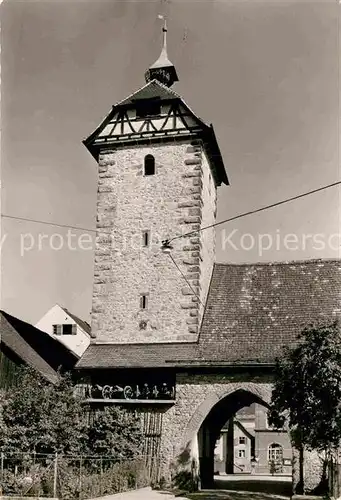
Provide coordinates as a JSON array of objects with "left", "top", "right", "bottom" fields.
[{"left": 1, "top": 0, "right": 340, "bottom": 325}]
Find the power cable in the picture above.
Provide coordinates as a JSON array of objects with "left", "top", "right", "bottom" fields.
[
  {"left": 2, "top": 181, "right": 340, "bottom": 311},
  {"left": 162, "top": 180, "right": 341, "bottom": 304},
  {"left": 166, "top": 252, "right": 204, "bottom": 306},
  {"left": 165, "top": 180, "right": 341, "bottom": 246},
  {"left": 1, "top": 214, "right": 97, "bottom": 233},
  {"left": 1, "top": 180, "right": 340, "bottom": 237}
]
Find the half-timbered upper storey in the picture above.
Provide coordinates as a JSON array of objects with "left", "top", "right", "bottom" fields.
[
  {"left": 83, "top": 17, "right": 228, "bottom": 186},
  {"left": 83, "top": 79, "right": 228, "bottom": 186}
]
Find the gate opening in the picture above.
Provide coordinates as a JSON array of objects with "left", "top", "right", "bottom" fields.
[{"left": 197, "top": 389, "right": 293, "bottom": 494}]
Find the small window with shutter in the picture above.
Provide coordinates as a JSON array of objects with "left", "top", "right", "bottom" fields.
[
  {"left": 62, "top": 324, "right": 73, "bottom": 335},
  {"left": 53, "top": 324, "right": 62, "bottom": 335}
]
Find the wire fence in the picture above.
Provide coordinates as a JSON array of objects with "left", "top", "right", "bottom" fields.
[{"left": 0, "top": 452, "right": 159, "bottom": 499}]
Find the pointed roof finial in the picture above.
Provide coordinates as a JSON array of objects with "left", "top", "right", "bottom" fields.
[
  {"left": 145, "top": 15, "right": 179, "bottom": 87},
  {"left": 159, "top": 14, "right": 168, "bottom": 54}
]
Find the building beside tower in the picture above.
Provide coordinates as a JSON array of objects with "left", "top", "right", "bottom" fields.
[
  {"left": 214, "top": 404, "right": 292, "bottom": 476},
  {"left": 77, "top": 20, "right": 341, "bottom": 491},
  {"left": 0, "top": 310, "right": 79, "bottom": 388},
  {"left": 35, "top": 304, "right": 91, "bottom": 357}
]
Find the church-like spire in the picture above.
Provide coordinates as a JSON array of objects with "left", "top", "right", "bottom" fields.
[{"left": 145, "top": 15, "right": 179, "bottom": 87}]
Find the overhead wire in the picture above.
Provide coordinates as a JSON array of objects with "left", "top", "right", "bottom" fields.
[
  {"left": 166, "top": 252, "right": 204, "bottom": 306},
  {"left": 163, "top": 180, "right": 341, "bottom": 299},
  {"left": 1, "top": 180, "right": 340, "bottom": 237},
  {"left": 166, "top": 180, "right": 341, "bottom": 245},
  {"left": 2, "top": 181, "right": 340, "bottom": 299}
]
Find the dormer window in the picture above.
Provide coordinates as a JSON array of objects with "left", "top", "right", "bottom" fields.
[
  {"left": 135, "top": 99, "right": 161, "bottom": 118},
  {"left": 144, "top": 155, "right": 155, "bottom": 176}
]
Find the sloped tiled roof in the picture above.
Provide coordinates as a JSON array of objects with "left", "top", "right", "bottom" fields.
[
  {"left": 234, "top": 420, "right": 255, "bottom": 439},
  {"left": 83, "top": 79, "right": 229, "bottom": 186},
  {"left": 0, "top": 311, "right": 79, "bottom": 382},
  {"left": 77, "top": 259, "right": 341, "bottom": 369},
  {"left": 116, "top": 80, "right": 206, "bottom": 128},
  {"left": 1, "top": 314, "right": 59, "bottom": 384},
  {"left": 77, "top": 342, "right": 197, "bottom": 369},
  {"left": 60, "top": 307, "right": 91, "bottom": 335},
  {"left": 236, "top": 403, "right": 256, "bottom": 417},
  {"left": 196, "top": 259, "right": 341, "bottom": 364},
  {"left": 116, "top": 80, "right": 182, "bottom": 106}
]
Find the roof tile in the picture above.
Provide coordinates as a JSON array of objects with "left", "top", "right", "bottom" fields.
[
  {"left": 77, "top": 259, "right": 341, "bottom": 369},
  {"left": 0, "top": 311, "right": 79, "bottom": 381}
]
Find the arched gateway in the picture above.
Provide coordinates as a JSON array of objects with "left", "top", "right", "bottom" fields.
[
  {"left": 76, "top": 17, "right": 341, "bottom": 494},
  {"left": 168, "top": 384, "right": 273, "bottom": 488}
]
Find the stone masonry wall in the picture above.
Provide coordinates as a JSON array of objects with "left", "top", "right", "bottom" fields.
[
  {"left": 160, "top": 374, "right": 273, "bottom": 476},
  {"left": 159, "top": 375, "right": 322, "bottom": 491},
  {"left": 198, "top": 150, "right": 216, "bottom": 326},
  {"left": 291, "top": 448, "right": 323, "bottom": 493},
  {"left": 91, "top": 140, "right": 217, "bottom": 343},
  {"left": 303, "top": 450, "right": 323, "bottom": 492}
]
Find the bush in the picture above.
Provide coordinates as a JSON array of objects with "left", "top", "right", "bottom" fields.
[
  {"left": 172, "top": 470, "right": 198, "bottom": 492},
  {"left": 54, "top": 457, "right": 150, "bottom": 499},
  {"left": 0, "top": 367, "right": 147, "bottom": 498},
  {"left": 1, "top": 470, "right": 17, "bottom": 495}
]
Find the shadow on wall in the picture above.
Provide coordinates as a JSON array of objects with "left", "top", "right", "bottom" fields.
[{"left": 170, "top": 443, "right": 200, "bottom": 492}]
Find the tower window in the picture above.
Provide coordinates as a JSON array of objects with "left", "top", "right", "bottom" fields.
[
  {"left": 142, "top": 231, "right": 150, "bottom": 247},
  {"left": 140, "top": 294, "right": 148, "bottom": 310},
  {"left": 136, "top": 100, "right": 161, "bottom": 118},
  {"left": 144, "top": 155, "right": 155, "bottom": 176}
]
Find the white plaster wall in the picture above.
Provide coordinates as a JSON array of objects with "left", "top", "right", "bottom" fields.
[{"left": 35, "top": 305, "right": 90, "bottom": 356}]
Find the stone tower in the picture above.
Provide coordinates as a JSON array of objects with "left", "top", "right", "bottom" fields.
[{"left": 83, "top": 20, "right": 228, "bottom": 344}]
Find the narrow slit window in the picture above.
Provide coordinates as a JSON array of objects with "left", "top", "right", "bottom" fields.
[
  {"left": 144, "top": 155, "right": 155, "bottom": 176},
  {"left": 140, "top": 294, "right": 148, "bottom": 310},
  {"left": 143, "top": 231, "right": 150, "bottom": 247}
]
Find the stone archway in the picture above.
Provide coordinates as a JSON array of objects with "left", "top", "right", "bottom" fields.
[
  {"left": 195, "top": 387, "right": 273, "bottom": 488},
  {"left": 180, "top": 382, "right": 272, "bottom": 453},
  {"left": 168, "top": 382, "right": 274, "bottom": 490},
  {"left": 163, "top": 378, "right": 322, "bottom": 494}
]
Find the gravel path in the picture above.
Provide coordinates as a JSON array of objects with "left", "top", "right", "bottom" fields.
[{"left": 89, "top": 486, "right": 188, "bottom": 500}]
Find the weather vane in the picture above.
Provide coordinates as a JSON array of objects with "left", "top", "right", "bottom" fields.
[{"left": 158, "top": 14, "right": 167, "bottom": 32}]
